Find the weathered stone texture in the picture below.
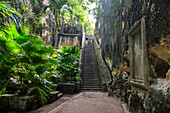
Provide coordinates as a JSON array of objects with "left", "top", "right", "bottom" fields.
[
  {"left": 95, "top": 0, "right": 170, "bottom": 112},
  {"left": 94, "top": 36, "right": 112, "bottom": 91},
  {"left": 58, "top": 23, "right": 83, "bottom": 48},
  {"left": 9, "top": 96, "right": 39, "bottom": 112},
  {"left": 95, "top": 0, "right": 123, "bottom": 71},
  {"left": 41, "top": 1, "right": 58, "bottom": 47},
  {"left": 111, "top": 71, "right": 170, "bottom": 113},
  {"left": 129, "top": 83, "right": 170, "bottom": 113},
  {"left": 111, "top": 71, "right": 131, "bottom": 103}
]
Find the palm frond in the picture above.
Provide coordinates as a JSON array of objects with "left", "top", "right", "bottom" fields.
[{"left": 28, "top": 87, "right": 49, "bottom": 106}]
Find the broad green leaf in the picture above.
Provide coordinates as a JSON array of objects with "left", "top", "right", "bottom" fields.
[{"left": 5, "top": 40, "right": 21, "bottom": 53}]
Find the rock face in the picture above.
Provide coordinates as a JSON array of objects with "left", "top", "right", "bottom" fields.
[
  {"left": 93, "top": 35, "right": 112, "bottom": 91},
  {"left": 111, "top": 71, "right": 131, "bottom": 103},
  {"left": 94, "top": 0, "right": 170, "bottom": 112},
  {"left": 94, "top": 0, "right": 123, "bottom": 70},
  {"left": 58, "top": 23, "right": 83, "bottom": 49}
]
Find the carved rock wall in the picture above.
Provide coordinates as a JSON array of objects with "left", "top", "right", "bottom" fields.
[
  {"left": 58, "top": 23, "right": 83, "bottom": 48},
  {"left": 95, "top": 0, "right": 123, "bottom": 71},
  {"left": 95, "top": 0, "right": 170, "bottom": 112}
]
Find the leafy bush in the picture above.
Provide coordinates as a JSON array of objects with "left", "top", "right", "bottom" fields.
[
  {"left": 0, "top": 22, "right": 57, "bottom": 97},
  {"left": 0, "top": 0, "right": 82, "bottom": 106},
  {"left": 56, "top": 45, "right": 81, "bottom": 82}
]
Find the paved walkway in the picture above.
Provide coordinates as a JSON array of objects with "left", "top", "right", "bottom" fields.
[{"left": 29, "top": 92, "right": 127, "bottom": 113}]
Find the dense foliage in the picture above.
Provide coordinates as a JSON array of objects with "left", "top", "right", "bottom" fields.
[
  {"left": 0, "top": 22, "right": 80, "bottom": 104},
  {"left": 43, "top": 0, "right": 95, "bottom": 34},
  {"left": 56, "top": 45, "right": 81, "bottom": 82},
  {"left": 0, "top": 0, "right": 84, "bottom": 105}
]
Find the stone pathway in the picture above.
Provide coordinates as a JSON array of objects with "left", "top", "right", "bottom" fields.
[{"left": 29, "top": 92, "right": 126, "bottom": 113}]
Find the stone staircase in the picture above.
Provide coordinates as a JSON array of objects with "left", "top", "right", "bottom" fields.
[{"left": 80, "top": 42, "right": 102, "bottom": 91}]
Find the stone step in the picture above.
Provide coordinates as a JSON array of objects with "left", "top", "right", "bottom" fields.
[
  {"left": 83, "top": 65, "right": 98, "bottom": 66},
  {"left": 83, "top": 76, "right": 99, "bottom": 78},
  {"left": 83, "top": 77, "right": 100, "bottom": 81},
  {"left": 48, "top": 91, "right": 63, "bottom": 104},
  {"left": 82, "top": 74, "right": 100, "bottom": 76},
  {"left": 81, "top": 81, "right": 100, "bottom": 84},
  {"left": 82, "top": 80, "right": 101, "bottom": 83},
  {"left": 83, "top": 73, "right": 99, "bottom": 75},
  {"left": 80, "top": 87, "right": 102, "bottom": 91},
  {"left": 83, "top": 66, "right": 97, "bottom": 68},
  {"left": 82, "top": 82, "right": 100, "bottom": 84},
  {"left": 83, "top": 58, "right": 96, "bottom": 60},
  {"left": 83, "top": 56, "right": 96, "bottom": 57},
  {"left": 82, "top": 78, "right": 100, "bottom": 80},
  {"left": 83, "top": 75, "right": 100, "bottom": 77},
  {"left": 81, "top": 85, "right": 101, "bottom": 88},
  {"left": 83, "top": 61, "right": 97, "bottom": 63},
  {"left": 83, "top": 68, "right": 99, "bottom": 70},
  {"left": 83, "top": 63, "right": 98, "bottom": 65},
  {"left": 80, "top": 87, "right": 102, "bottom": 90},
  {"left": 49, "top": 91, "right": 60, "bottom": 95},
  {"left": 58, "top": 93, "right": 63, "bottom": 98},
  {"left": 83, "top": 70, "right": 99, "bottom": 72},
  {"left": 83, "top": 65, "right": 98, "bottom": 67},
  {"left": 81, "top": 43, "right": 101, "bottom": 91},
  {"left": 83, "top": 72, "right": 99, "bottom": 74},
  {"left": 81, "top": 85, "right": 101, "bottom": 87},
  {"left": 83, "top": 76, "right": 100, "bottom": 78}
]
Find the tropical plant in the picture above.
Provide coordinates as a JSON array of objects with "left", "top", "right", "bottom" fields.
[
  {"left": 0, "top": 1, "right": 58, "bottom": 106},
  {"left": 0, "top": 22, "right": 58, "bottom": 106},
  {"left": 61, "top": 0, "right": 95, "bottom": 34},
  {"left": 0, "top": 1, "right": 22, "bottom": 31},
  {"left": 43, "top": 0, "right": 67, "bottom": 30},
  {"left": 56, "top": 45, "right": 81, "bottom": 82}
]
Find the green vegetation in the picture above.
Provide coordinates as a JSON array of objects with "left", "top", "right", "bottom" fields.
[
  {"left": 56, "top": 45, "right": 81, "bottom": 82},
  {"left": 0, "top": 0, "right": 95, "bottom": 106},
  {"left": 0, "top": 22, "right": 56, "bottom": 96},
  {"left": 61, "top": 0, "right": 95, "bottom": 34},
  {"left": 43, "top": 0, "right": 67, "bottom": 30}
]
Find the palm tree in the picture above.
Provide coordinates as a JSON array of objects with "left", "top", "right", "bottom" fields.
[
  {"left": 43, "top": 0, "right": 67, "bottom": 30},
  {"left": 0, "top": 1, "right": 21, "bottom": 29}
]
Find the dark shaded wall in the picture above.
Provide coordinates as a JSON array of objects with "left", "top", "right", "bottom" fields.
[
  {"left": 95, "top": 0, "right": 123, "bottom": 72},
  {"left": 94, "top": 0, "right": 170, "bottom": 112},
  {"left": 122, "top": 0, "right": 170, "bottom": 77}
]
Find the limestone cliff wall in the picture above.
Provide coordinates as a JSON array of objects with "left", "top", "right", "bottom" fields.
[
  {"left": 94, "top": 0, "right": 170, "bottom": 112},
  {"left": 94, "top": 0, "right": 123, "bottom": 71}
]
